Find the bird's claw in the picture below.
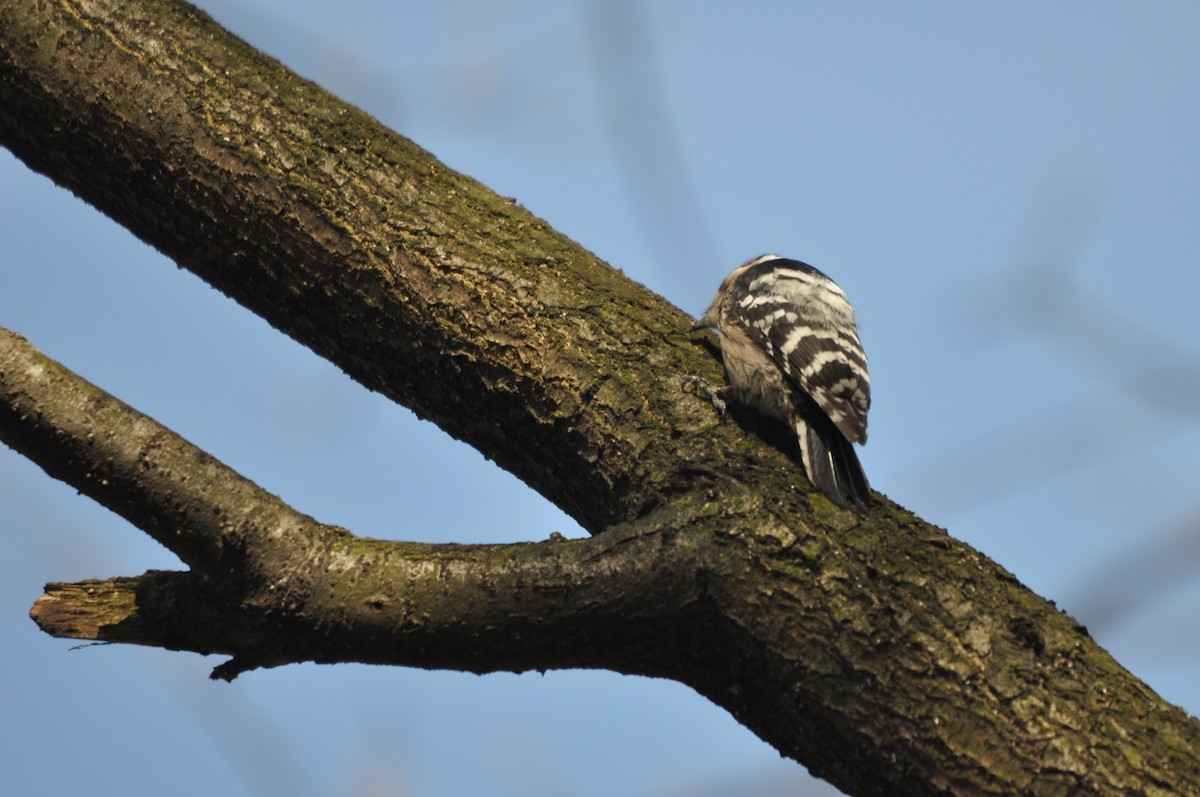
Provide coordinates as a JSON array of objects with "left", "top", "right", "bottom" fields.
[{"left": 684, "top": 375, "right": 727, "bottom": 418}]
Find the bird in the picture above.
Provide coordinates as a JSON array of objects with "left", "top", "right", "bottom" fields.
[{"left": 692, "top": 254, "right": 871, "bottom": 507}]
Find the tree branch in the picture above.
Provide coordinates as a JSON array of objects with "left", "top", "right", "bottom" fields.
[
  {"left": 3, "top": 2, "right": 1200, "bottom": 795},
  {"left": 0, "top": 0, "right": 711, "bottom": 533},
  {"left": 5, "top": 328, "right": 700, "bottom": 682}
]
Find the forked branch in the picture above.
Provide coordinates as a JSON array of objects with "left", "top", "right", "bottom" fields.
[
  {"left": 3, "top": 2, "right": 1200, "bottom": 794},
  {"left": 4, "top": 328, "right": 700, "bottom": 681}
]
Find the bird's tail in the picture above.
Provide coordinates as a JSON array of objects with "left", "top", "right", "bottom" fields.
[{"left": 795, "top": 415, "right": 871, "bottom": 508}]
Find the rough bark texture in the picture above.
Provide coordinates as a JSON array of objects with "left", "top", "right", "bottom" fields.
[
  {"left": 2, "top": 2, "right": 1199, "bottom": 796},
  {"left": 0, "top": 0, "right": 702, "bottom": 534}
]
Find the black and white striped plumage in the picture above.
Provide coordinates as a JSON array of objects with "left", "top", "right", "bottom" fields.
[{"left": 694, "top": 254, "right": 871, "bottom": 507}]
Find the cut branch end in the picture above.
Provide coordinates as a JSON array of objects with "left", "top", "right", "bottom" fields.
[{"left": 31, "top": 578, "right": 142, "bottom": 641}]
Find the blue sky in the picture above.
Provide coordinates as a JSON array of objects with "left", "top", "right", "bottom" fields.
[{"left": 3, "top": 2, "right": 1199, "bottom": 795}]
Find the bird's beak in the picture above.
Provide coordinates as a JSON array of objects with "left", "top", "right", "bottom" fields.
[{"left": 691, "top": 306, "right": 717, "bottom": 332}]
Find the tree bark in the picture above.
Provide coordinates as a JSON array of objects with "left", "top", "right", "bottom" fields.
[{"left": 1, "top": 2, "right": 1198, "bottom": 795}]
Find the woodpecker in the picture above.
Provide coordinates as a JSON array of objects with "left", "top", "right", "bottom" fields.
[{"left": 693, "top": 254, "right": 871, "bottom": 507}]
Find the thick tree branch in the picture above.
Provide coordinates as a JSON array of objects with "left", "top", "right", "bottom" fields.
[
  {"left": 3, "top": 2, "right": 1200, "bottom": 796},
  {"left": 0, "top": 0, "right": 710, "bottom": 533}
]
